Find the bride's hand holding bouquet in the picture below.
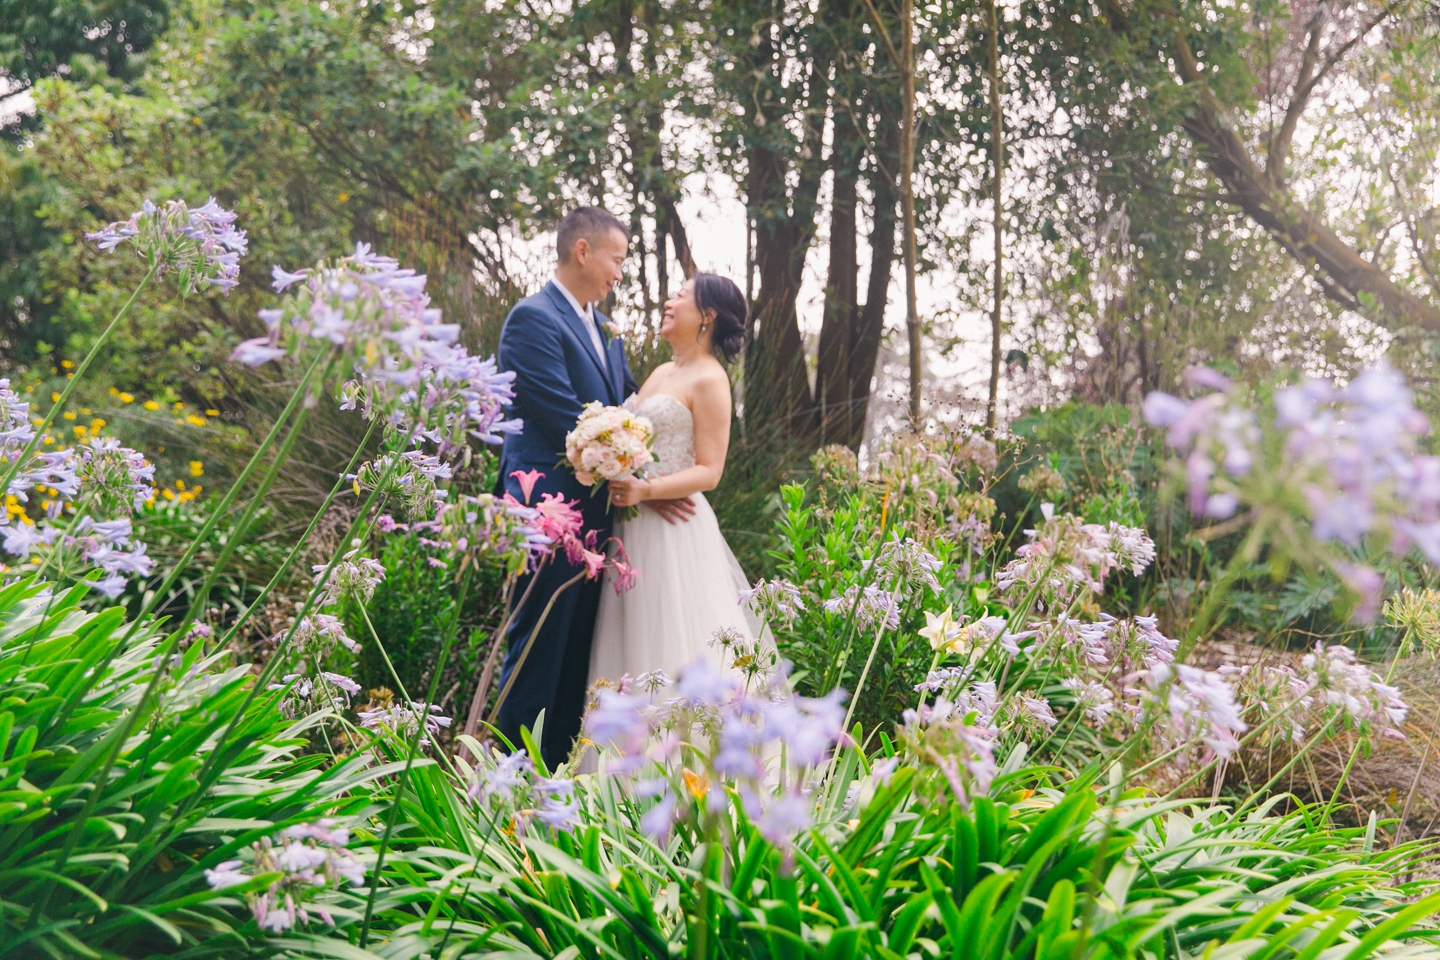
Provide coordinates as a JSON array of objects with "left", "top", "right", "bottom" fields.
[{"left": 564, "top": 401, "right": 654, "bottom": 521}]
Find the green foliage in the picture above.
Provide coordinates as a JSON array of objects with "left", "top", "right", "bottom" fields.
[
  {"left": 0, "top": 0, "right": 169, "bottom": 100},
  {"left": 0, "top": 576, "right": 395, "bottom": 957},
  {"left": 296, "top": 751, "right": 1440, "bottom": 959},
  {"left": 351, "top": 529, "right": 504, "bottom": 713}
]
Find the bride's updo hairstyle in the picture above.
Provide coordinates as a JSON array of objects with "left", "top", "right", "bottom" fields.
[{"left": 692, "top": 272, "right": 747, "bottom": 363}]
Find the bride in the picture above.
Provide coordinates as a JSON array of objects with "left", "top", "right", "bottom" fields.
[{"left": 589, "top": 273, "right": 760, "bottom": 687}]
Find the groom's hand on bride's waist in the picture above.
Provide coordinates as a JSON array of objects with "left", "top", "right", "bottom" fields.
[{"left": 644, "top": 496, "right": 696, "bottom": 524}]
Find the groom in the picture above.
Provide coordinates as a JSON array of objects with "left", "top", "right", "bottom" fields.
[{"left": 494, "top": 206, "right": 693, "bottom": 767}]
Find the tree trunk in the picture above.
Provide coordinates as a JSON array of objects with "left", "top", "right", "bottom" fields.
[
  {"left": 816, "top": 118, "right": 860, "bottom": 446},
  {"left": 899, "top": 0, "right": 920, "bottom": 423},
  {"left": 836, "top": 119, "right": 899, "bottom": 451},
  {"left": 741, "top": 54, "right": 828, "bottom": 443},
  {"left": 983, "top": 0, "right": 1003, "bottom": 434}
]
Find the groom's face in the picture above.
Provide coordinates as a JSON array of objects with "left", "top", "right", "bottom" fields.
[{"left": 573, "top": 227, "right": 630, "bottom": 303}]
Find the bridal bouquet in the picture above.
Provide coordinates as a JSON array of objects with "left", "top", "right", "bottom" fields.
[{"left": 565, "top": 401, "right": 655, "bottom": 519}]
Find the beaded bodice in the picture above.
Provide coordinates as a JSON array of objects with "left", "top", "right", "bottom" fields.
[{"left": 627, "top": 393, "right": 695, "bottom": 477}]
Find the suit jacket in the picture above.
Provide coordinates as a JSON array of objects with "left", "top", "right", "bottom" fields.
[{"left": 497, "top": 280, "right": 640, "bottom": 532}]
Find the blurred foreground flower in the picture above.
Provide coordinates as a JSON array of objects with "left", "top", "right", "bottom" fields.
[{"left": 1145, "top": 363, "right": 1440, "bottom": 621}]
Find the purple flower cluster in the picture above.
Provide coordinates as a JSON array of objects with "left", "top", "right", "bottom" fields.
[
  {"left": 821, "top": 584, "right": 900, "bottom": 631},
  {"left": 290, "top": 613, "right": 359, "bottom": 659},
  {"left": 739, "top": 578, "right": 806, "bottom": 627},
  {"left": 463, "top": 749, "right": 583, "bottom": 833},
  {"left": 1300, "top": 643, "right": 1407, "bottom": 737},
  {"left": 426, "top": 492, "right": 548, "bottom": 576},
  {"left": 234, "top": 244, "right": 521, "bottom": 453},
  {"left": 357, "top": 700, "right": 452, "bottom": 747},
  {"left": 0, "top": 403, "right": 157, "bottom": 598},
  {"left": 996, "top": 509, "right": 1155, "bottom": 602},
  {"left": 1139, "top": 662, "right": 1249, "bottom": 761},
  {"left": 268, "top": 670, "right": 363, "bottom": 719},
  {"left": 900, "top": 696, "right": 999, "bottom": 804},
  {"left": 1145, "top": 363, "right": 1440, "bottom": 620},
  {"left": 312, "top": 551, "right": 386, "bottom": 606},
  {"left": 87, "top": 197, "right": 246, "bottom": 294},
  {"left": 205, "top": 820, "right": 364, "bottom": 931},
  {"left": 871, "top": 535, "right": 944, "bottom": 594},
  {"left": 583, "top": 662, "right": 846, "bottom": 853}
]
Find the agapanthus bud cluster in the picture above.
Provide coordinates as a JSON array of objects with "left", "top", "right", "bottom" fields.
[
  {"left": 1384, "top": 587, "right": 1440, "bottom": 658},
  {"left": 204, "top": 821, "right": 364, "bottom": 931},
  {"left": 875, "top": 435, "right": 959, "bottom": 497},
  {"left": 313, "top": 551, "right": 386, "bottom": 607},
  {"left": 87, "top": 197, "right": 246, "bottom": 294},
  {"left": 1, "top": 420, "right": 157, "bottom": 598},
  {"left": 995, "top": 509, "right": 1155, "bottom": 602},
  {"left": 1018, "top": 463, "right": 1068, "bottom": 501},
  {"left": 1145, "top": 363, "right": 1440, "bottom": 620},
  {"left": 268, "top": 670, "right": 363, "bottom": 718},
  {"left": 583, "top": 662, "right": 846, "bottom": 854},
  {"left": 870, "top": 535, "right": 944, "bottom": 594},
  {"left": 739, "top": 578, "right": 806, "bottom": 627},
  {"left": 358, "top": 700, "right": 452, "bottom": 747},
  {"left": 810, "top": 444, "right": 860, "bottom": 489},
  {"left": 900, "top": 696, "right": 999, "bottom": 806}
]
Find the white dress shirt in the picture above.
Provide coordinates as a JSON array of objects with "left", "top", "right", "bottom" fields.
[{"left": 553, "top": 277, "right": 607, "bottom": 370}]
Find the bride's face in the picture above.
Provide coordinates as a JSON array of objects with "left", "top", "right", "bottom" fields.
[{"left": 661, "top": 281, "right": 706, "bottom": 346}]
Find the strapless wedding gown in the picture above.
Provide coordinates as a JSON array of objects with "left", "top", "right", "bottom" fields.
[{"left": 589, "top": 393, "right": 761, "bottom": 686}]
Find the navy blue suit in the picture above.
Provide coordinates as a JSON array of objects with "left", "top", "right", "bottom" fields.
[{"left": 495, "top": 281, "right": 638, "bottom": 767}]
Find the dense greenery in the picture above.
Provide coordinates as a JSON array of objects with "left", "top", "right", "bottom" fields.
[{"left": 7, "top": 0, "right": 1440, "bottom": 957}]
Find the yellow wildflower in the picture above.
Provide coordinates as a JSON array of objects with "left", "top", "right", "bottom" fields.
[
  {"left": 189, "top": 461, "right": 204, "bottom": 477},
  {"left": 144, "top": 400, "right": 160, "bottom": 411},
  {"left": 119, "top": 392, "right": 134, "bottom": 403},
  {"left": 186, "top": 414, "right": 207, "bottom": 427}
]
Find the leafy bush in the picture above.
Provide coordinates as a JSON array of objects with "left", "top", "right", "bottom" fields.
[{"left": 0, "top": 577, "right": 395, "bottom": 956}]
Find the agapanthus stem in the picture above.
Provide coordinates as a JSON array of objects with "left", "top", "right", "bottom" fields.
[
  {"left": 463, "top": 571, "right": 535, "bottom": 746},
  {"left": 359, "top": 567, "right": 473, "bottom": 947},
  {"left": 0, "top": 263, "right": 156, "bottom": 499},
  {"left": 171, "top": 356, "right": 336, "bottom": 638},
  {"left": 1319, "top": 646, "right": 1405, "bottom": 826},
  {"left": 1396, "top": 699, "right": 1440, "bottom": 842},
  {"left": 209, "top": 416, "right": 380, "bottom": 651},
  {"left": 358, "top": 601, "right": 415, "bottom": 705},
  {"left": 1178, "top": 523, "right": 1264, "bottom": 659},
  {"left": 138, "top": 446, "right": 401, "bottom": 875},
  {"left": 838, "top": 579, "right": 903, "bottom": 747},
  {"left": 27, "top": 348, "right": 327, "bottom": 926}
]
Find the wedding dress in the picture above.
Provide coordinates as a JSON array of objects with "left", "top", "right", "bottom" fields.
[{"left": 589, "top": 393, "right": 761, "bottom": 686}]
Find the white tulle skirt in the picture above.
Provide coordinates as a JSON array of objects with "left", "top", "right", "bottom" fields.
[{"left": 590, "top": 493, "right": 759, "bottom": 686}]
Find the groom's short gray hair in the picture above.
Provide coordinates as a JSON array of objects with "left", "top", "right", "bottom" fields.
[{"left": 557, "top": 206, "right": 628, "bottom": 264}]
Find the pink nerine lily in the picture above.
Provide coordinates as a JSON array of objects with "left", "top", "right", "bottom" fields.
[{"left": 510, "top": 469, "right": 544, "bottom": 503}]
